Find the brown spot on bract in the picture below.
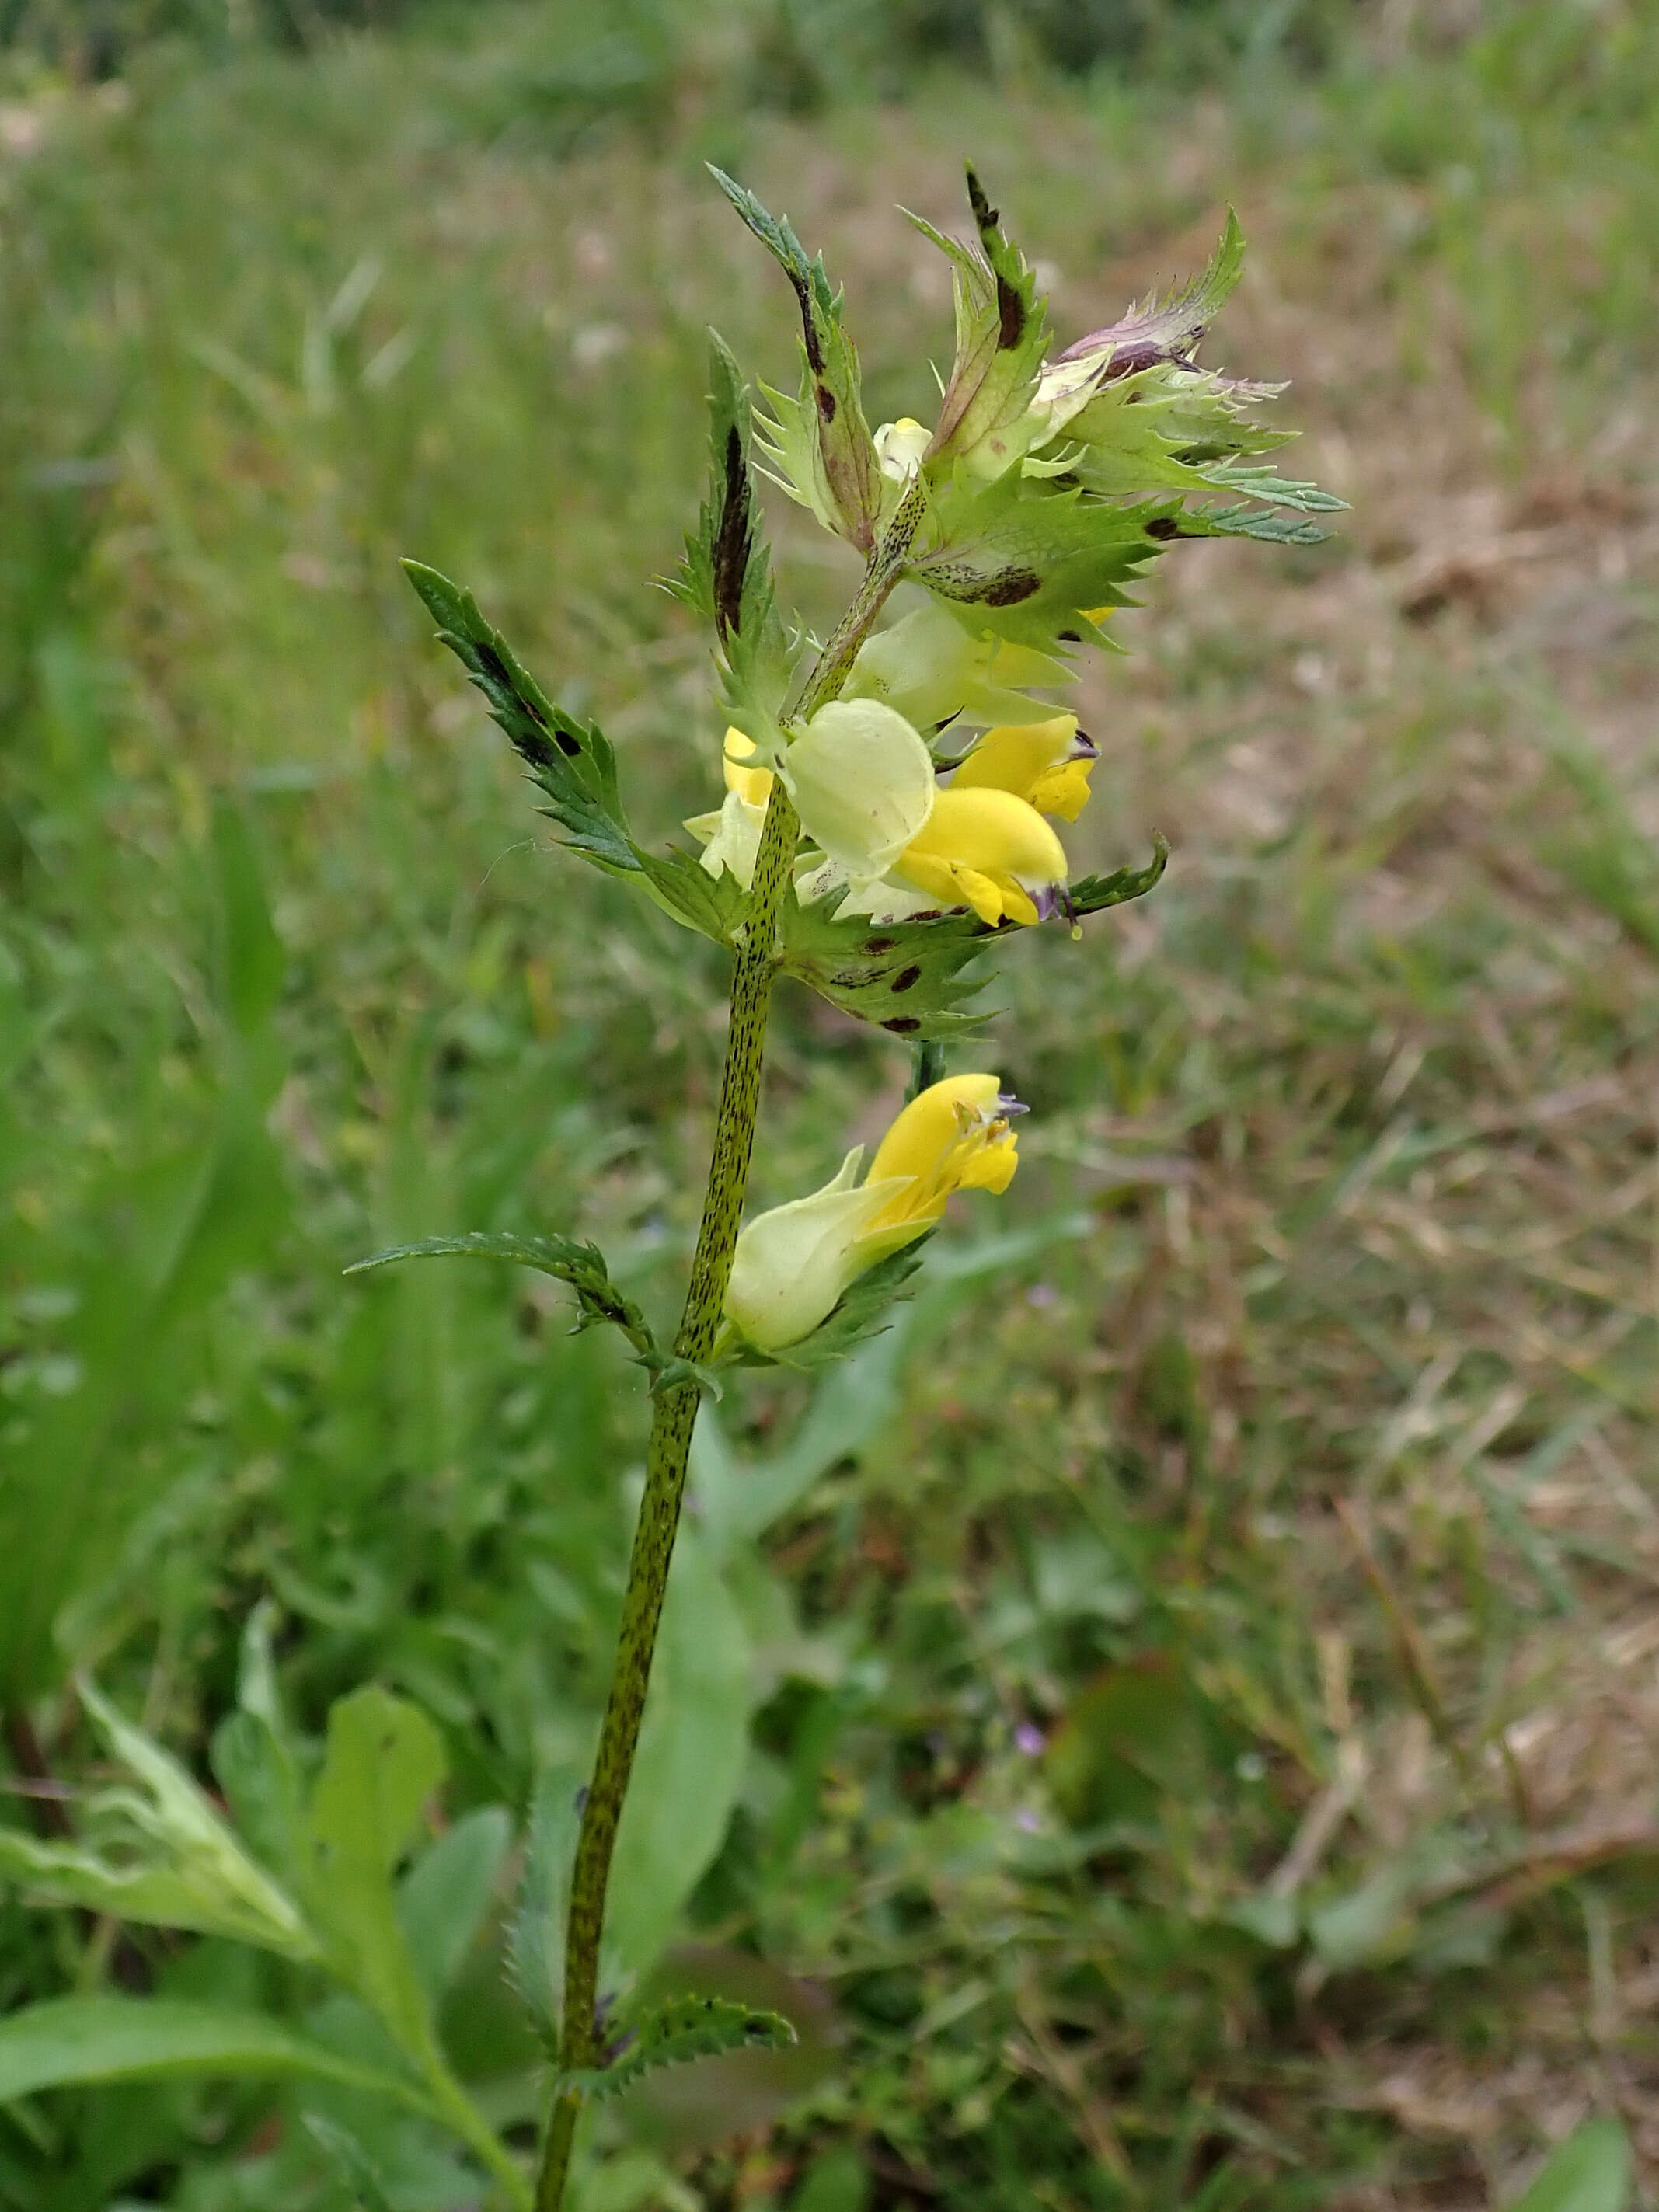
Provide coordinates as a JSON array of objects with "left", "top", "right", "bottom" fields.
[
  {"left": 890, "top": 964, "right": 922, "bottom": 991},
  {"left": 981, "top": 567, "right": 1041, "bottom": 606},
  {"left": 996, "top": 275, "right": 1025, "bottom": 351}
]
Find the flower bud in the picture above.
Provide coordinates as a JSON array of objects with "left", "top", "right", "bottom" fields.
[
  {"left": 874, "top": 416, "right": 931, "bottom": 484},
  {"left": 845, "top": 599, "right": 1068, "bottom": 734}
]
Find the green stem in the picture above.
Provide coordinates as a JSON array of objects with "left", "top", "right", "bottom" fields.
[
  {"left": 906, "top": 1038, "right": 947, "bottom": 1101},
  {"left": 792, "top": 469, "right": 929, "bottom": 721},
  {"left": 533, "top": 783, "right": 796, "bottom": 2211},
  {"left": 532, "top": 486, "right": 929, "bottom": 2212}
]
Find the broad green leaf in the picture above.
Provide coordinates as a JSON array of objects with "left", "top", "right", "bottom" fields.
[
  {"left": 345, "top": 1231, "right": 655, "bottom": 1360},
  {"left": 304, "top": 2113, "right": 399, "bottom": 2211},
  {"left": 0, "top": 1684, "right": 316, "bottom": 1960},
  {"left": 0, "top": 1997, "right": 434, "bottom": 2115},
  {"left": 558, "top": 1994, "right": 794, "bottom": 2102},
  {"left": 1305, "top": 1860, "right": 1422, "bottom": 1970},
  {"left": 299, "top": 1686, "right": 447, "bottom": 2057},
  {"left": 402, "top": 561, "right": 637, "bottom": 877},
  {"left": 1154, "top": 498, "right": 1339, "bottom": 549},
  {"left": 709, "top": 168, "right": 883, "bottom": 552},
  {"left": 506, "top": 1778, "right": 584, "bottom": 2041},
  {"left": 1507, "top": 2120, "right": 1632, "bottom": 2212},
  {"left": 604, "top": 1527, "right": 751, "bottom": 1980},
  {"left": 209, "top": 1708, "right": 307, "bottom": 1891},
  {"left": 398, "top": 1806, "right": 514, "bottom": 2004}
]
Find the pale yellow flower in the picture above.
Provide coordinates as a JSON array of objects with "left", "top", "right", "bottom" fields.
[{"left": 725, "top": 1075, "right": 1022, "bottom": 1349}]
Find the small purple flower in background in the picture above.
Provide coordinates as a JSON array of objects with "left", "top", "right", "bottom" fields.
[
  {"left": 1014, "top": 1720, "right": 1046, "bottom": 1757},
  {"left": 1025, "top": 1282, "right": 1058, "bottom": 1309},
  {"left": 1015, "top": 1806, "right": 1045, "bottom": 1834}
]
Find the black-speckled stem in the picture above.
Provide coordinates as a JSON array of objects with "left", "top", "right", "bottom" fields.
[{"left": 533, "top": 484, "right": 926, "bottom": 2212}]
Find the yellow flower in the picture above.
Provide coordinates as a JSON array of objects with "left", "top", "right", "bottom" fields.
[
  {"left": 950, "top": 712, "right": 1097, "bottom": 824},
  {"left": 862, "top": 1072, "right": 1022, "bottom": 1228},
  {"left": 685, "top": 728, "right": 772, "bottom": 886},
  {"left": 891, "top": 785, "right": 1068, "bottom": 928},
  {"left": 725, "top": 1075, "right": 1023, "bottom": 1350},
  {"left": 722, "top": 726, "right": 773, "bottom": 808}
]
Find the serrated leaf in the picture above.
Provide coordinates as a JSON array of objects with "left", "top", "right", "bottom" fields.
[
  {"left": 0, "top": 1683, "right": 317, "bottom": 1961},
  {"left": 777, "top": 838, "right": 1168, "bottom": 1034},
  {"left": 636, "top": 845, "right": 750, "bottom": 946},
  {"left": 1165, "top": 500, "right": 1337, "bottom": 547},
  {"left": 346, "top": 1231, "right": 655, "bottom": 1359},
  {"left": 402, "top": 560, "right": 637, "bottom": 875},
  {"left": 722, "top": 1238, "right": 931, "bottom": 1374},
  {"left": 1507, "top": 2120, "right": 1632, "bottom": 2212},
  {"left": 904, "top": 166, "right": 1049, "bottom": 482},
  {"left": 664, "top": 332, "right": 796, "bottom": 752},
  {"left": 908, "top": 473, "right": 1169, "bottom": 650},
  {"left": 1070, "top": 836, "right": 1170, "bottom": 917},
  {"left": 1061, "top": 369, "right": 1342, "bottom": 520},
  {"left": 559, "top": 1994, "right": 795, "bottom": 2102},
  {"left": 779, "top": 887, "right": 994, "bottom": 1041},
  {"left": 0, "top": 1996, "right": 438, "bottom": 2115},
  {"left": 708, "top": 168, "right": 882, "bottom": 551}
]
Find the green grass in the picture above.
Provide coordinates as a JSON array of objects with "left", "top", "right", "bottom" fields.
[{"left": 2, "top": 4, "right": 1659, "bottom": 2208}]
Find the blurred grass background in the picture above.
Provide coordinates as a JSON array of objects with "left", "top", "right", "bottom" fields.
[{"left": 2, "top": 1, "right": 1658, "bottom": 2207}]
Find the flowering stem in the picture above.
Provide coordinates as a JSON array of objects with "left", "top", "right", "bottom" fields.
[
  {"left": 793, "top": 470, "right": 929, "bottom": 721},
  {"left": 533, "top": 493, "right": 927, "bottom": 2212},
  {"left": 907, "top": 1038, "right": 947, "bottom": 1101}
]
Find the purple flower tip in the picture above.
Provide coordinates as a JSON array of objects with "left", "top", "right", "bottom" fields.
[{"left": 1014, "top": 1722, "right": 1046, "bottom": 1757}]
